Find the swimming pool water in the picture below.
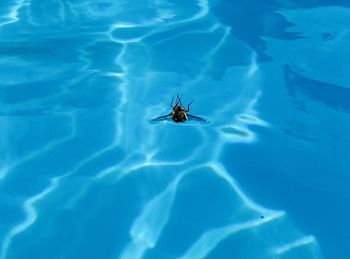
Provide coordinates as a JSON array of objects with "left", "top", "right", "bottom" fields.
[{"left": 1, "top": 0, "right": 349, "bottom": 259}]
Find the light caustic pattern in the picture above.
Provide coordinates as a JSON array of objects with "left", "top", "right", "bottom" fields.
[{"left": 0, "top": 0, "right": 322, "bottom": 259}]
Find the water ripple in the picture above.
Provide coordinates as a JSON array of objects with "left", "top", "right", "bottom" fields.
[{"left": 0, "top": 1, "right": 325, "bottom": 258}]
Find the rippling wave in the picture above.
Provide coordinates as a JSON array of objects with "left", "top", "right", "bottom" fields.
[{"left": 1, "top": 0, "right": 349, "bottom": 258}]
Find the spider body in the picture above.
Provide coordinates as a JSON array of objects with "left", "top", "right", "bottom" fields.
[{"left": 151, "top": 95, "right": 206, "bottom": 123}]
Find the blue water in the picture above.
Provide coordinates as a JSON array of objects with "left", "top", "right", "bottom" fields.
[{"left": 1, "top": 0, "right": 349, "bottom": 259}]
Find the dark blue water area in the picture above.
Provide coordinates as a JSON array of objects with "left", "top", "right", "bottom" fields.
[
  {"left": 1, "top": 0, "right": 350, "bottom": 259},
  {"left": 222, "top": 66, "right": 350, "bottom": 258}
]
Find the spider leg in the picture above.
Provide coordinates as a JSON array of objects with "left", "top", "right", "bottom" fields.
[
  {"left": 176, "top": 94, "right": 182, "bottom": 106},
  {"left": 187, "top": 114, "right": 206, "bottom": 122},
  {"left": 150, "top": 113, "right": 172, "bottom": 122},
  {"left": 186, "top": 101, "right": 194, "bottom": 112}
]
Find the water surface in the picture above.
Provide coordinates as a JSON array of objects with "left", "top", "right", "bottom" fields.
[{"left": 1, "top": 0, "right": 349, "bottom": 259}]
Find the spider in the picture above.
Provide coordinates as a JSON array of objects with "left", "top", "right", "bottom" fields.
[{"left": 151, "top": 94, "right": 206, "bottom": 123}]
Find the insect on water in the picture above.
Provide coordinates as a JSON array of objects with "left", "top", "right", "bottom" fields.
[{"left": 151, "top": 94, "right": 206, "bottom": 123}]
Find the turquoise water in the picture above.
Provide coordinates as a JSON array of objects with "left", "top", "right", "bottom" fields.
[{"left": 1, "top": 1, "right": 350, "bottom": 259}]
